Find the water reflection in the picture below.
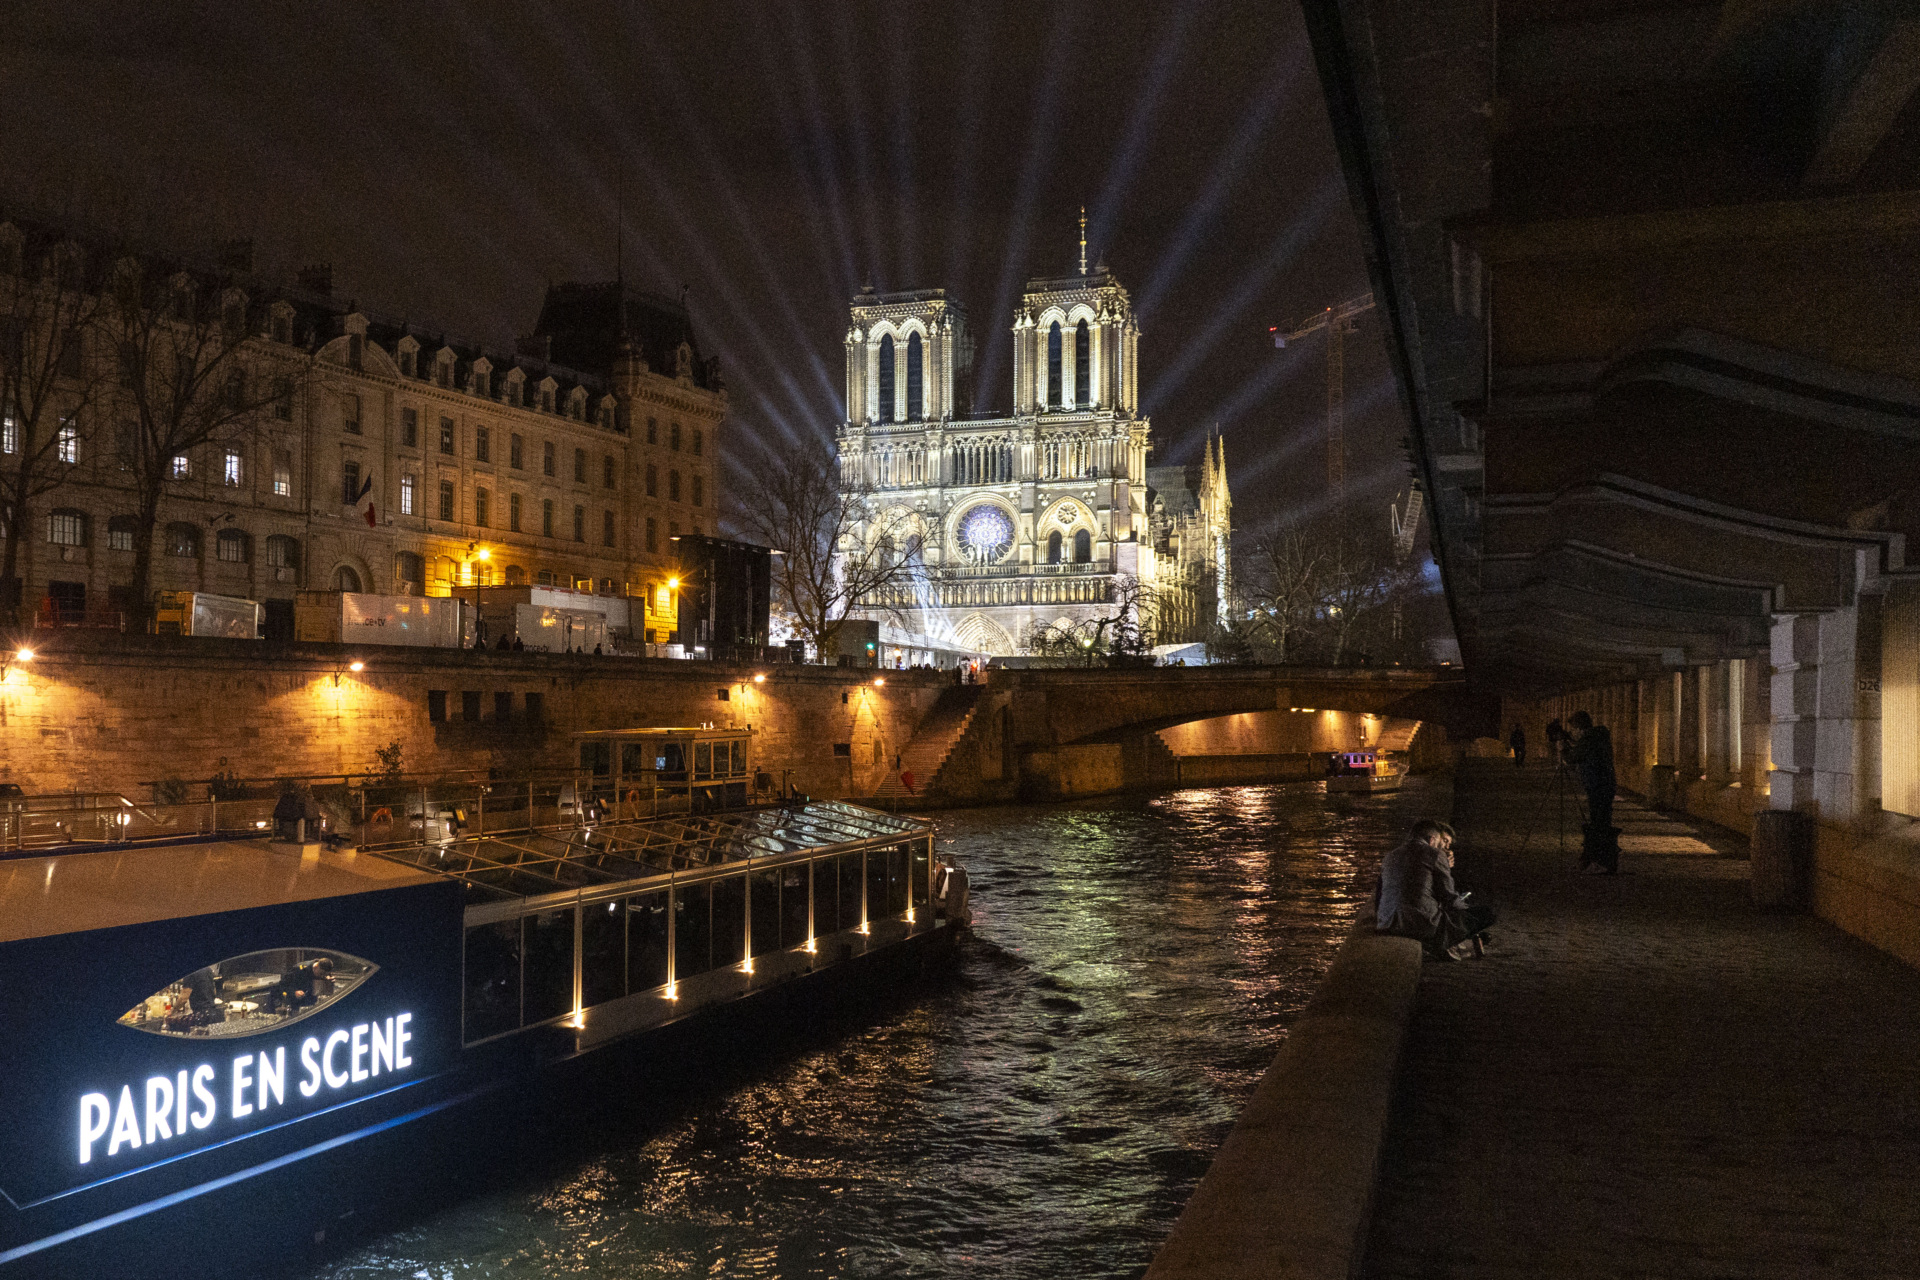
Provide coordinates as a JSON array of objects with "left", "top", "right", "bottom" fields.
[{"left": 294, "top": 779, "right": 1431, "bottom": 1279}]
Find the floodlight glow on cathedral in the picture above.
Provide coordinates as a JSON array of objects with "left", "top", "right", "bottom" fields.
[{"left": 836, "top": 224, "right": 1232, "bottom": 656}]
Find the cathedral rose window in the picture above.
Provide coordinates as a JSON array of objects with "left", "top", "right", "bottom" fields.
[{"left": 957, "top": 503, "right": 1014, "bottom": 564}]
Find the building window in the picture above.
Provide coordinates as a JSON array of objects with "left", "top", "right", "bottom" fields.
[
  {"left": 439, "top": 479, "right": 455, "bottom": 522},
  {"left": 428, "top": 690, "right": 447, "bottom": 723},
  {"left": 509, "top": 492, "right": 522, "bottom": 532},
  {"left": 273, "top": 450, "right": 292, "bottom": 497},
  {"left": 475, "top": 487, "right": 490, "bottom": 527},
  {"left": 395, "top": 549, "right": 422, "bottom": 587},
  {"left": 399, "top": 348, "right": 415, "bottom": 378},
  {"left": 668, "top": 470, "right": 680, "bottom": 502},
  {"left": 223, "top": 446, "right": 243, "bottom": 487},
  {"left": 646, "top": 464, "right": 657, "bottom": 497},
  {"left": 274, "top": 314, "right": 293, "bottom": 345},
  {"left": 1075, "top": 319, "right": 1091, "bottom": 407},
  {"left": 335, "top": 565, "right": 362, "bottom": 592},
  {"left": 57, "top": 416, "right": 79, "bottom": 464},
  {"left": 603, "top": 455, "right": 615, "bottom": 488},
  {"left": 1074, "top": 528, "right": 1091, "bottom": 562},
  {"left": 1047, "top": 320, "right": 1062, "bottom": 409},
  {"left": 646, "top": 516, "right": 658, "bottom": 552},
  {"left": 1047, "top": 530, "right": 1062, "bottom": 564},
  {"left": 402, "top": 407, "right": 418, "bottom": 448},
  {"left": 692, "top": 426, "right": 703, "bottom": 457},
  {"left": 215, "top": 528, "right": 249, "bottom": 563},
  {"left": 574, "top": 448, "right": 586, "bottom": 484},
  {"left": 266, "top": 535, "right": 300, "bottom": 570},
  {"left": 669, "top": 520, "right": 680, "bottom": 537},
  {"left": 171, "top": 453, "right": 191, "bottom": 480},
  {"left": 542, "top": 498, "right": 554, "bottom": 538},
  {"left": 507, "top": 377, "right": 522, "bottom": 407},
  {"left": 646, "top": 416, "right": 657, "bottom": 444},
  {"left": 400, "top": 473, "right": 415, "bottom": 515},
  {"left": 343, "top": 393, "right": 361, "bottom": 435},
  {"left": 437, "top": 357, "right": 452, "bottom": 389},
  {"left": 108, "top": 514, "right": 137, "bottom": 552},
  {"left": 510, "top": 433, "right": 523, "bottom": 469},
  {"left": 907, "top": 332, "right": 923, "bottom": 421},
  {"left": 439, "top": 417, "right": 455, "bottom": 455},
  {"left": 342, "top": 459, "right": 361, "bottom": 505},
  {"left": 543, "top": 440, "right": 555, "bottom": 477},
  {"left": 1, "top": 401, "right": 15, "bottom": 454},
  {"left": 878, "top": 335, "right": 895, "bottom": 422},
  {"left": 275, "top": 378, "right": 293, "bottom": 420},
  {"left": 603, "top": 508, "right": 616, "bottom": 546},
  {"left": 47, "top": 509, "right": 87, "bottom": 547},
  {"left": 573, "top": 505, "right": 585, "bottom": 542},
  {"left": 475, "top": 426, "right": 490, "bottom": 463},
  {"left": 166, "top": 522, "right": 199, "bottom": 558},
  {"left": 692, "top": 476, "right": 704, "bottom": 507}
]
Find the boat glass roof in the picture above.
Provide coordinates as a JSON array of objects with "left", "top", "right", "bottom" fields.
[{"left": 369, "top": 800, "right": 929, "bottom": 904}]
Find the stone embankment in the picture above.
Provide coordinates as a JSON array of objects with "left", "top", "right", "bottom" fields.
[{"left": 1149, "top": 759, "right": 1920, "bottom": 1277}]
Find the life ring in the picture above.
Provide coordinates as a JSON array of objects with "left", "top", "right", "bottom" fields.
[
  {"left": 369, "top": 807, "right": 393, "bottom": 825},
  {"left": 625, "top": 788, "right": 642, "bottom": 807}
]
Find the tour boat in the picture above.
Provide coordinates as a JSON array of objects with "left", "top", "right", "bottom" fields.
[
  {"left": 1324, "top": 749, "right": 1405, "bottom": 793},
  {"left": 0, "top": 727, "right": 949, "bottom": 1276}
]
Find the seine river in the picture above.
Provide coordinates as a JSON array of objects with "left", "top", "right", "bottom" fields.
[{"left": 289, "top": 778, "right": 1434, "bottom": 1280}]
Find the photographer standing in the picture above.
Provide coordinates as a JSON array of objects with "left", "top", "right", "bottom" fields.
[{"left": 1566, "top": 710, "right": 1618, "bottom": 873}]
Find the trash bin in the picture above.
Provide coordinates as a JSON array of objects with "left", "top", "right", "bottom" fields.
[{"left": 1751, "top": 809, "right": 1814, "bottom": 909}]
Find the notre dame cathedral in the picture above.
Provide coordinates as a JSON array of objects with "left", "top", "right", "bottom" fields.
[{"left": 836, "top": 232, "right": 1231, "bottom": 656}]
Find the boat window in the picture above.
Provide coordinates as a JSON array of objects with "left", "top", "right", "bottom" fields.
[
  {"left": 695, "top": 742, "right": 712, "bottom": 779},
  {"left": 580, "top": 741, "right": 611, "bottom": 777},
  {"left": 523, "top": 909, "right": 575, "bottom": 1025},
  {"left": 119, "top": 948, "right": 377, "bottom": 1039},
  {"left": 620, "top": 743, "right": 649, "bottom": 776},
  {"left": 838, "top": 852, "right": 864, "bottom": 929},
  {"left": 626, "top": 892, "right": 671, "bottom": 993},
  {"left": 659, "top": 742, "right": 686, "bottom": 780},
  {"left": 581, "top": 899, "right": 625, "bottom": 1008},
  {"left": 463, "top": 922, "right": 521, "bottom": 1044},
  {"left": 675, "top": 881, "right": 713, "bottom": 978}
]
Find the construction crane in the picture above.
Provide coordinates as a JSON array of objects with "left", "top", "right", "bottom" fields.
[
  {"left": 1390, "top": 484, "right": 1424, "bottom": 563},
  {"left": 1270, "top": 292, "right": 1375, "bottom": 501}
]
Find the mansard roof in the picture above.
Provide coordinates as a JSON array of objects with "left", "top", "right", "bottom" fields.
[{"left": 533, "top": 280, "right": 721, "bottom": 390}]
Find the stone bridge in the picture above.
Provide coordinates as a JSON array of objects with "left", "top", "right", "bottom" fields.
[{"left": 895, "top": 664, "right": 1480, "bottom": 805}]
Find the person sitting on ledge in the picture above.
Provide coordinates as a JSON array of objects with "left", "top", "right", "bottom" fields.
[{"left": 1376, "top": 818, "right": 1497, "bottom": 960}]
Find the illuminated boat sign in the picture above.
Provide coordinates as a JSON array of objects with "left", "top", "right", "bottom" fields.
[
  {"left": 77, "top": 949, "right": 413, "bottom": 1170},
  {"left": 116, "top": 948, "right": 377, "bottom": 1039}
]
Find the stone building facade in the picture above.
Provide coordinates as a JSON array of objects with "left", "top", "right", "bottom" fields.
[
  {"left": 836, "top": 254, "right": 1231, "bottom": 655},
  {"left": 0, "top": 219, "right": 725, "bottom": 640}
]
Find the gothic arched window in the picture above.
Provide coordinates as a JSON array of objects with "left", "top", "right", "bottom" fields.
[
  {"left": 906, "top": 332, "right": 923, "bottom": 422},
  {"left": 1073, "top": 529, "right": 1092, "bottom": 563},
  {"left": 1075, "top": 320, "right": 1090, "bottom": 408},
  {"left": 1046, "top": 321, "right": 1062, "bottom": 409},
  {"left": 878, "top": 334, "right": 896, "bottom": 422},
  {"left": 1047, "top": 531, "right": 1062, "bottom": 564}
]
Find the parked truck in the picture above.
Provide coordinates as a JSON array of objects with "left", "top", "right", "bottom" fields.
[
  {"left": 294, "top": 591, "right": 470, "bottom": 648},
  {"left": 456, "top": 585, "right": 621, "bottom": 652},
  {"left": 153, "top": 591, "right": 262, "bottom": 639}
]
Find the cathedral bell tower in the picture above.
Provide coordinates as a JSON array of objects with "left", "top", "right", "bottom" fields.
[
  {"left": 1011, "top": 215, "right": 1139, "bottom": 417},
  {"left": 845, "top": 287, "right": 973, "bottom": 425}
]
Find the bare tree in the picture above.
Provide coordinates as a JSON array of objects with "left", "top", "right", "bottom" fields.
[
  {"left": 1026, "top": 573, "right": 1159, "bottom": 666},
  {"left": 0, "top": 235, "right": 106, "bottom": 625},
  {"left": 1241, "top": 515, "right": 1329, "bottom": 662},
  {"left": 732, "top": 434, "right": 931, "bottom": 660},
  {"left": 97, "top": 258, "right": 294, "bottom": 628}
]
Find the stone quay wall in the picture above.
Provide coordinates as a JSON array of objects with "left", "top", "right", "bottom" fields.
[{"left": 0, "top": 635, "right": 948, "bottom": 800}]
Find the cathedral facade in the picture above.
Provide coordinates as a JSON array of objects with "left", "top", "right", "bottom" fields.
[{"left": 836, "top": 252, "right": 1230, "bottom": 656}]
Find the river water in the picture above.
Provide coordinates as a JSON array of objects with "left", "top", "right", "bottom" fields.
[{"left": 292, "top": 778, "right": 1435, "bottom": 1279}]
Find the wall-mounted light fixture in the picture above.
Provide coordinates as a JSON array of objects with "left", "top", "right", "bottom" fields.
[{"left": 2, "top": 647, "right": 33, "bottom": 679}]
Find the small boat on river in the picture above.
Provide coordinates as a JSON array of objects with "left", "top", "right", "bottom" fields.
[{"left": 1324, "top": 749, "right": 1405, "bottom": 793}]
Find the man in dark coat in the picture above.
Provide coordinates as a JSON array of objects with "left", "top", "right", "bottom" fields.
[
  {"left": 1566, "top": 710, "right": 1618, "bottom": 872},
  {"left": 1509, "top": 723, "right": 1528, "bottom": 766},
  {"left": 1376, "top": 819, "right": 1496, "bottom": 959}
]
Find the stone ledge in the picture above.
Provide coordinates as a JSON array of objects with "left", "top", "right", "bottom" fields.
[
  {"left": 1144, "top": 929, "right": 1424, "bottom": 1280},
  {"left": 1813, "top": 821, "right": 1920, "bottom": 969}
]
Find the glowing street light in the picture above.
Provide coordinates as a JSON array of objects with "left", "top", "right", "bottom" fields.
[
  {"left": 14, "top": 648, "right": 32, "bottom": 662},
  {"left": 348, "top": 661, "right": 365, "bottom": 672}
]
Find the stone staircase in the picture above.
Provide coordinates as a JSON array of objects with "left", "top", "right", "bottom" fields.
[
  {"left": 1375, "top": 719, "right": 1424, "bottom": 753},
  {"left": 870, "top": 685, "right": 986, "bottom": 803}
]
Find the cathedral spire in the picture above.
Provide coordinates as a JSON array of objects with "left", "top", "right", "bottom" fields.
[{"left": 1078, "top": 206, "right": 1088, "bottom": 276}]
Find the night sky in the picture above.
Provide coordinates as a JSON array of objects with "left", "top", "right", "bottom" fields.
[{"left": 0, "top": 1, "right": 1409, "bottom": 540}]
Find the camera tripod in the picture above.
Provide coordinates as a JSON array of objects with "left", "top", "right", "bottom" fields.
[{"left": 1517, "top": 752, "right": 1588, "bottom": 860}]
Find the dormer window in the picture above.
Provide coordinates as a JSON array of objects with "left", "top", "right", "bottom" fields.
[
  {"left": 400, "top": 349, "right": 415, "bottom": 377},
  {"left": 272, "top": 314, "right": 292, "bottom": 345},
  {"left": 507, "top": 374, "right": 523, "bottom": 407},
  {"left": 436, "top": 353, "right": 454, "bottom": 388}
]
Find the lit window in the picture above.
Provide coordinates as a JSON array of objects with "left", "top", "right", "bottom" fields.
[
  {"left": 273, "top": 450, "right": 292, "bottom": 497},
  {"left": 400, "top": 473, "right": 415, "bottom": 515},
  {"left": 3, "top": 402, "right": 18, "bottom": 454},
  {"left": 108, "top": 515, "right": 136, "bottom": 552},
  {"left": 170, "top": 453, "right": 191, "bottom": 479},
  {"left": 223, "top": 446, "right": 243, "bottom": 487},
  {"left": 167, "top": 523, "right": 199, "bottom": 558},
  {"left": 47, "top": 509, "right": 87, "bottom": 546},
  {"left": 57, "top": 416, "right": 79, "bottom": 464}
]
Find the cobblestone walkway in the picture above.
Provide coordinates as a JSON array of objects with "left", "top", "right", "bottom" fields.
[{"left": 1365, "top": 761, "right": 1920, "bottom": 1279}]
